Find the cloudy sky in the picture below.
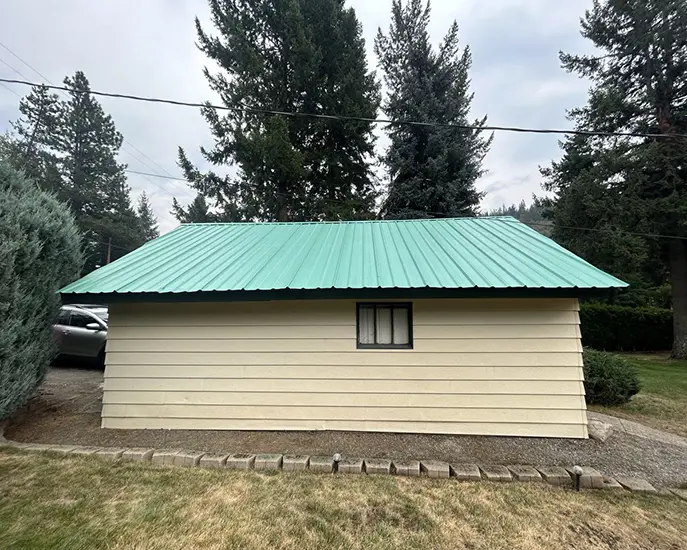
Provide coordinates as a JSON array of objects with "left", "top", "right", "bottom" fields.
[{"left": 0, "top": 0, "right": 595, "bottom": 233}]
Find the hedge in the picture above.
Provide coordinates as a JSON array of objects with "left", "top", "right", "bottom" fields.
[
  {"left": 0, "top": 162, "right": 83, "bottom": 420},
  {"left": 579, "top": 303, "right": 672, "bottom": 351}
]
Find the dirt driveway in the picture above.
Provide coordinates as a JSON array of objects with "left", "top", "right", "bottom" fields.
[{"left": 6, "top": 365, "right": 687, "bottom": 487}]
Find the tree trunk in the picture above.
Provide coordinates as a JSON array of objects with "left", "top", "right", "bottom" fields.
[{"left": 669, "top": 239, "right": 687, "bottom": 359}]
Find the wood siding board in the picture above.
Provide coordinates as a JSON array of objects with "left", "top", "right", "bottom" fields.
[
  {"left": 102, "top": 391, "right": 585, "bottom": 409},
  {"left": 106, "top": 338, "right": 582, "bottom": 353},
  {"left": 103, "top": 377, "right": 584, "bottom": 395},
  {"left": 103, "top": 365, "right": 585, "bottom": 381}
]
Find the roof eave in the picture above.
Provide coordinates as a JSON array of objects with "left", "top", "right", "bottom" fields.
[{"left": 60, "top": 285, "right": 625, "bottom": 305}]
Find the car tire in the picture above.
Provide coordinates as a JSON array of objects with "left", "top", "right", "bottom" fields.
[{"left": 97, "top": 348, "right": 106, "bottom": 368}]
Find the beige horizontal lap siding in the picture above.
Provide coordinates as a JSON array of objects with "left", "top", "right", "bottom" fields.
[{"left": 103, "top": 298, "right": 588, "bottom": 438}]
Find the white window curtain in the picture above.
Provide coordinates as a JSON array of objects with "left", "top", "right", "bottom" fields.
[
  {"left": 358, "top": 306, "right": 375, "bottom": 344},
  {"left": 376, "top": 307, "right": 392, "bottom": 344},
  {"left": 392, "top": 307, "right": 409, "bottom": 344}
]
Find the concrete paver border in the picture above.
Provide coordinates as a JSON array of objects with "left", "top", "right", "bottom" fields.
[{"left": 0, "top": 437, "right": 679, "bottom": 495}]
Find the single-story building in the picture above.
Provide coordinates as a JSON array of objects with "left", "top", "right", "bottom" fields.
[{"left": 60, "top": 216, "right": 627, "bottom": 438}]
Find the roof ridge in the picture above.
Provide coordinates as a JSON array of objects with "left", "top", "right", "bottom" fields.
[{"left": 180, "top": 216, "right": 518, "bottom": 227}]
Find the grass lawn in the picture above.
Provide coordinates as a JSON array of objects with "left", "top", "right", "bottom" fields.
[
  {"left": 1, "top": 449, "right": 686, "bottom": 550},
  {"left": 590, "top": 353, "right": 687, "bottom": 437}
]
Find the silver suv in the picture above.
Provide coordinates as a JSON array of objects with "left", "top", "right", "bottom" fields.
[{"left": 52, "top": 304, "right": 108, "bottom": 363}]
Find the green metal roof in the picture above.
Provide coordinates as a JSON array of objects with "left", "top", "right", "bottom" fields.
[{"left": 60, "top": 217, "right": 627, "bottom": 297}]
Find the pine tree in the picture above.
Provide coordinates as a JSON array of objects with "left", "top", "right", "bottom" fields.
[
  {"left": 542, "top": 0, "right": 687, "bottom": 358},
  {"left": 54, "top": 72, "right": 143, "bottom": 271},
  {"left": 375, "top": 0, "right": 492, "bottom": 219},
  {"left": 178, "top": 0, "right": 380, "bottom": 221},
  {"left": 136, "top": 191, "right": 159, "bottom": 240},
  {"left": 172, "top": 195, "right": 217, "bottom": 223},
  {"left": 7, "top": 85, "right": 62, "bottom": 192}
]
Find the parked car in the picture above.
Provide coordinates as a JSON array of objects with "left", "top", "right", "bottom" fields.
[{"left": 52, "top": 304, "right": 108, "bottom": 363}]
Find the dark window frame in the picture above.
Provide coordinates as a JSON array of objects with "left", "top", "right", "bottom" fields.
[{"left": 356, "top": 302, "right": 413, "bottom": 350}]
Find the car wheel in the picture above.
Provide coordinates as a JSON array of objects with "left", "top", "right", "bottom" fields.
[{"left": 97, "top": 348, "right": 106, "bottom": 368}]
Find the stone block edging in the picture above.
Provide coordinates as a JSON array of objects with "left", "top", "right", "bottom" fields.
[{"left": 0, "top": 439, "right": 673, "bottom": 494}]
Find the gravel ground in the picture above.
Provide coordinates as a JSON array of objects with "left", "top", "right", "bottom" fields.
[{"left": 6, "top": 366, "right": 687, "bottom": 487}]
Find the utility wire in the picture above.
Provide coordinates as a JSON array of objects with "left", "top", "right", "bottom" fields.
[
  {"left": 125, "top": 162, "right": 193, "bottom": 199},
  {"left": 125, "top": 169, "right": 189, "bottom": 182},
  {"left": 0, "top": 81, "right": 20, "bottom": 97},
  {"left": 522, "top": 221, "right": 687, "bottom": 240},
  {"left": 0, "top": 56, "right": 24, "bottom": 77},
  {"left": 0, "top": 43, "right": 52, "bottom": 83},
  {"left": 93, "top": 240, "right": 134, "bottom": 252},
  {"left": 1, "top": 76, "right": 685, "bottom": 140},
  {"left": 119, "top": 170, "right": 687, "bottom": 241},
  {"left": 0, "top": 56, "right": 25, "bottom": 97},
  {"left": 3, "top": 60, "right": 684, "bottom": 243},
  {"left": 124, "top": 140, "right": 177, "bottom": 178}
]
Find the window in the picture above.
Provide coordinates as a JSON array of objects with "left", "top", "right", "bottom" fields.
[
  {"left": 69, "top": 311, "right": 96, "bottom": 328},
  {"left": 54, "top": 309, "right": 70, "bottom": 325},
  {"left": 357, "top": 303, "right": 412, "bottom": 349}
]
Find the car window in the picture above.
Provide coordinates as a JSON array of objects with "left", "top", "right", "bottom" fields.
[
  {"left": 54, "top": 309, "right": 70, "bottom": 325},
  {"left": 90, "top": 309, "right": 108, "bottom": 323},
  {"left": 69, "top": 311, "right": 97, "bottom": 328}
]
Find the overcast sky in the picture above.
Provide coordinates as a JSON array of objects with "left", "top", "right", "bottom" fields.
[{"left": 0, "top": 0, "right": 595, "bottom": 233}]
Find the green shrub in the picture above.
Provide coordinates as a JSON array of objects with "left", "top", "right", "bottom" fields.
[
  {"left": 579, "top": 303, "right": 672, "bottom": 351},
  {"left": 0, "top": 163, "right": 82, "bottom": 420},
  {"left": 583, "top": 348, "right": 640, "bottom": 406}
]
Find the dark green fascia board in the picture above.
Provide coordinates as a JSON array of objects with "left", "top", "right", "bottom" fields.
[{"left": 61, "top": 286, "right": 618, "bottom": 305}]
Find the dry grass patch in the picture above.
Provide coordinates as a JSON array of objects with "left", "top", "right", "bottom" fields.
[{"left": 0, "top": 449, "right": 686, "bottom": 550}]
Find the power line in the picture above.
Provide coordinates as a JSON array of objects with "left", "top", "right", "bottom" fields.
[
  {"left": 121, "top": 146, "right": 194, "bottom": 198},
  {"left": 125, "top": 169, "right": 189, "bottom": 182},
  {"left": 124, "top": 140, "right": 176, "bottom": 178},
  {"left": 93, "top": 240, "right": 134, "bottom": 252},
  {"left": 0, "top": 81, "right": 20, "bottom": 97},
  {"left": 117, "top": 170, "right": 687, "bottom": 241},
  {"left": 124, "top": 163, "right": 192, "bottom": 200},
  {"left": 0, "top": 56, "right": 24, "bottom": 78},
  {"left": 522, "top": 220, "right": 687, "bottom": 241},
  {"left": 0, "top": 56, "right": 24, "bottom": 97},
  {"left": 0, "top": 43, "right": 52, "bottom": 83},
  {"left": 2, "top": 62, "right": 684, "bottom": 243},
  {"left": 1, "top": 76, "right": 684, "bottom": 140}
]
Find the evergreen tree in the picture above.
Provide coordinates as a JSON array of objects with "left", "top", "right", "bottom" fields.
[
  {"left": 488, "top": 200, "right": 551, "bottom": 236},
  {"left": 5, "top": 72, "right": 145, "bottom": 272},
  {"left": 6, "top": 85, "right": 62, "bottom": 192},
  {"left": 57, "top": 72, "right": 144, "bottom": 271},
  {"left": 172, "top": 195, "right": 217, "bottom": 223},
  {"left": 178, "top": 0, "right": 380, "bottom": 221},
  {"left": 0, "top": 161, "right": 83, "bottom": 419},
  {"left": 375, "top": 0, "right": 492, "bottom": 219},
  {"left": 542, "top": 0, "right": 687, "bottom": 358},
  {"left": 136, "top": 191, "right": 159, "bottom": 240}
]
